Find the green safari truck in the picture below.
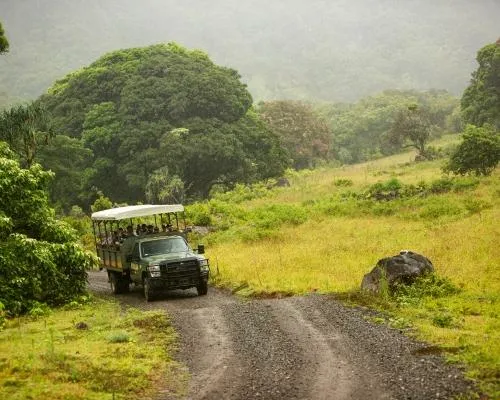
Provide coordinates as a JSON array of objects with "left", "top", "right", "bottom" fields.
[{"left": 91, "top": 204, "right": 209, "bottom": 301}]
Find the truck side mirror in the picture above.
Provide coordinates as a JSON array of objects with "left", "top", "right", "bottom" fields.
[{"left": 197, "top": 244, "right": 205, "bottom": 254}]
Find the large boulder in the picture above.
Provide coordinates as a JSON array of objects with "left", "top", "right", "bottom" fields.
[{"left": 361, "top": 250, "right": 434, "bottom": 293}]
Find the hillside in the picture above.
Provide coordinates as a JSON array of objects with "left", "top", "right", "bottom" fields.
[
  {"left": 187, "top": 136, "right": 499, "bottom": 395},
  {"left": 1, "top": 0, "right": 499, "bottom": 105}
]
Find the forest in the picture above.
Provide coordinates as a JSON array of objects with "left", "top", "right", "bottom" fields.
[{"left": 0, "top": 3, "right": 500, "bottom": 397}]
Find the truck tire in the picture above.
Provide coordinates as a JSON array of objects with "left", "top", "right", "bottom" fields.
[
  {"left": 109, "top": 273, "right": 122, "bottom": 294},
  {"left": 118, "top": 278, "right": 130, "bottom": 293},
  {"left": 197, "top": 281, "right": 208, "bottom": 296},
  {"left": 143, "top": 277, "right": 154, "bottom": 302},
  {"left": 110, "top": 272, "right": 129, "bottom": 294}
]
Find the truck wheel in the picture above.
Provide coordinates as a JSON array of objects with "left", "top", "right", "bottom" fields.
[
  {"left": 143, "top": 277, "right": 154, "bottom": 302},
  {"left": 110, "top": 273, "right": 122, "bottom": 294},
  {"left": 118, "top": 278, "right": 130, "bottom": 293},
  {"left": 197, "top": 281, "right": 208, "bottom": 296}
]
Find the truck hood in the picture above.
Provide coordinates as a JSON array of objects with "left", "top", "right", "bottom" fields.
[{"left": 142, "top": 252, "right": 201, "bottom": 264}]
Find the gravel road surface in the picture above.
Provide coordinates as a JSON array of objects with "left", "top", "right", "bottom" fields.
[{"left": 88, "top": 270, "right": 475, "bottom": 400}]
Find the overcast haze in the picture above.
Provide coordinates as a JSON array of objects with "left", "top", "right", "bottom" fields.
[{"left": 0, "top": 0, "right": 499, "bottom": 103}]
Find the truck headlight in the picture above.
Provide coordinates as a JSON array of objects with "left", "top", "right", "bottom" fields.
[
  {"left": 148, "top": 264, "right": 160, "bottom": 272},
  {"left": 199, "top": 259, "right": 209, "bottom": 271}
]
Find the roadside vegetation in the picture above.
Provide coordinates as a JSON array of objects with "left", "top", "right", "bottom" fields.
[
  {"left": 190, "top": 137, "right": 499, "bottom": 396},
  {"left": 0, "top": 296, "right": 182, "bottom": 400}
]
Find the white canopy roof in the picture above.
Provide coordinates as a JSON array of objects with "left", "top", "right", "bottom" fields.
[{"left": 91, "top": 204, "right": 184, "bottom": 221}]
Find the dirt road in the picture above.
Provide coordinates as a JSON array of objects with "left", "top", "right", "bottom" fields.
[{"left": 88, "top": 270, "right": 474, "bottom": 400}]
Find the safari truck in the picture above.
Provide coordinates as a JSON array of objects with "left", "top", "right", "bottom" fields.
[{"left": 91, "top": 204, "right": 209, "bottom": 301}]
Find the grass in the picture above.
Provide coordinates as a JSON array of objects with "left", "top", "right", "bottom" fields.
[
  {"left": 0, "top": 297, "right": 185, "bottom": 400},
  {"left": 197, "top": 138, "right": 500, "bottom": 397}
]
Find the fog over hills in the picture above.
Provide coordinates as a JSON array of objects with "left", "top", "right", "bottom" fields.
[{"left": 0, "top": 0, "right": 499, "bottom": 104}]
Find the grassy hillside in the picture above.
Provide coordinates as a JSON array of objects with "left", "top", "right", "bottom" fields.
[{"left": 192, "top": 135, "right": 499, "bottom": 396}]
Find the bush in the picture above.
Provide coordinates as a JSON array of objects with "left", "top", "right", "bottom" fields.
[
  {"left": 90, "top": 194, "right": 113, "bottom": 212},
  {"left": 186, "top": 203, "right": 213, "bottom": 226},
  {"left": 419, "top": 198, "right": 463, "bottom": 219},
  {"left": 394, "top": 274, "right": 460, "bottom": 306},
  {"left": 365, "top": 178, "right": 403, "bottom": 200},
  {"left": 0, "top": 143, "right": 97, "bottom": 315},
  {"left": 445, "top": 124, "right": 500, "bottom": 176},
  {"left": 249, "top": 204, "right": 308, "bottom": 230}
]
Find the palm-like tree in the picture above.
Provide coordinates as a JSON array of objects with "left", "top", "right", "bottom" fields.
[{"left": 0, "top": 102, "right": 53, "bottom": 167}]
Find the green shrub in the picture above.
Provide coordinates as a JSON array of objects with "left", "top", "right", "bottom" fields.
[
  {"left": 107, "top": 331, "right": 131, "bottom": 343},
  {"left": 429, "top": 177, "right": 455, "bottom": 193},
  {"left": 419, "top": 198, "right": 463, "bottom": 219},
  {"left": 451, "top": 176, "right": 480, "bottom": 192},
  {"left": 445, "top": 124, "right": 500, "bottom": 176},
  {"left": 249, "top": 204, "right": 308, "bottom": 230},
  {"left": 90, "top": 194, "right": 113, "bottom": 212},
  {"left": 394, "top": 274, "right": 460, "bottom": 306},
  {"left": 0, "top": 145, "right": 97, "bottom": 315},
  {"left": 365, "top": 178, "right": 403, "bottom": 200},
  {"left": 432, "top": 313, "right": 455, "bottom": 328},
  {"left": 186, "top": 203, "right": 213, "bottom": 226},
  {"left": 463, "top": 198, "right": 492, "bottom": 215},
  {"left": 28, "top": 301, "right": 52, "bottom": 318}
]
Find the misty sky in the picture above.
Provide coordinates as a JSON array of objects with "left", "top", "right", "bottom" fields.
[{"left": 0, "top": 0, "right": 499, "bottom": 102}]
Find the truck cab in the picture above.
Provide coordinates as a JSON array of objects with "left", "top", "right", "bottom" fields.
[{"left": 91, "top": 204, "right": 209, "bottom": 301}]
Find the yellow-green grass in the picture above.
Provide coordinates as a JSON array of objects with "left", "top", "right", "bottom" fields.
[
  {"left": 205, "top": 141, "right": 499, "bottom": 396},
  {"left": 0, "top": 298, "right": 185, "bottom": 400}
]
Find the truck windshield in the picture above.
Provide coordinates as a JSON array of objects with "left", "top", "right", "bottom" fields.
[{"left": 140, "top": 238, "right": 189, "bottom": 257}]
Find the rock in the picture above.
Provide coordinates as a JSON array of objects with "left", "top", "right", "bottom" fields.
[
  {"left": 75, "top": 321, "right": 89, "bottom": 330},
  {"left": 361, "top": 250, "right": 434, "bottom": 293}
]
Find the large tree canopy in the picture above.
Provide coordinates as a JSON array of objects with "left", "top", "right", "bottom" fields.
[
  {"left": 41, "top": 43, "right": 288, "bottom": 205},
  {"left": 461, "top": 40, "right": 500, "bottom": 129}
]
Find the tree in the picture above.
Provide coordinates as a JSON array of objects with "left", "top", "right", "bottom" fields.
[
  {"left": 0, "top": 22, "right": 8, "bottom": 54},
  {"left": 317, "top": 90, "right": 458, "bottom": 164},
  {"left": 0, "top": 141, "right": 96, "bottom": 315},
  {"left": 258, "top": 100, "right": 331, "bottom": 169},
  {"left": 445, "top": 124, "right": 500, "bottom": 176},
  {"left": 41, "top": 43, "right": 287, "bottom": 205},
  {"left": 35, "top": 135, "right": 93, "bottom": 210},
  {"left": 461, "top": 40, "right": 500, "bottom": 130},
  {"left": 387, "top": 104, "right": 432, "bottom": 158},
  {"left": 145, "top": 167, "right": 185, "bottom": 204},
  {"left": 0, "top": 102, "right": 53, "bottom": 167}
]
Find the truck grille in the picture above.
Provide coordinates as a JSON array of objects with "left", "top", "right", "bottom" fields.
[{"left": 160, "top": 259, "right": 199, "bottom": 278}]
